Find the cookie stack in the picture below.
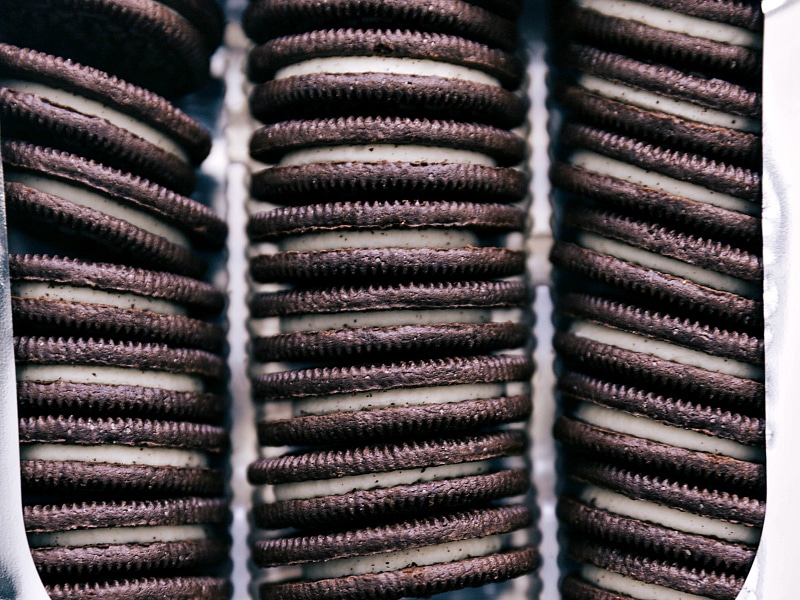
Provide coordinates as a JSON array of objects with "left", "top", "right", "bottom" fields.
[
  {"left": 548, "top": 2, "right": 764, "bottom": 599},
  {"left": 0, "top": 2, "right": 232, "bottom": 598},
  {"left": 242, "top": 0, "right": 539, "bottom": 597}
]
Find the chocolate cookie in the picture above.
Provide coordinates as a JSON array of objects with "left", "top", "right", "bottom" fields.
[
  {"left": 248, "top": 29, "right": 525, "bottom": 87},
  {"left": 0, "top": 0, "right": 220, "bottom": 97},
  {"left": 242, "top": 0, "right": 520, "bottom": 50},
  {"left": 20, "top": 414, "right": 227, "bottom": 498},
  {"left": 249, "top": 431, "right": 529, "bottom": 530},
  {"left": 25, "top": 497, "right": 230, "bottom": 580},
  {"left": 254, "top": 505, "right": 536, "bottom": 600}
]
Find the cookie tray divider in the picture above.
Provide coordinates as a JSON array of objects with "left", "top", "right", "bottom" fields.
[
  {"left": 738, "top": 1, "right": 800, "bottom": 597},
  {"left": 0, "top": 136, "right": 51, "bottom": 598}
]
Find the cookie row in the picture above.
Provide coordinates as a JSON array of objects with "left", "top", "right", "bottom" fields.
[
  {"left": 242, "top": 1, "right": 539, "bottom": 598},
  {"left": 548, "top": 2, "right": 764, "bottom": 599},
  {"left": 0, "top": 2, "right": 231, "bottom": 597}
]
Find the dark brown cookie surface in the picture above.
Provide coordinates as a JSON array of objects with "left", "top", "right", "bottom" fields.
[
  {"left": 250, "top": 116, "right": 525, "bottom": 165},
  {"left": 243, "top": 0, "right": 519, "bottom": 50},
  {"left": 250, "top": 73, "right": 527, "bottom": 128},
  {"left": 0, "top": 0, "right": 215, "bottom": 97}
]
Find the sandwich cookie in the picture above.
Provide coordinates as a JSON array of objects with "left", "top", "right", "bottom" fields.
[
  {"left": 550, "top": 203, "right": 762, "bottom": 329},
  {"left": 0, "top": 0, "right": 222, "bottom": 97},
  {"left": 249, "top": 280, "right": 528, "bottom": 363},
  {"left": 253, "top": 505, "right": 537, "bottom": 600},
  {"left": 248, "top": 29, "right": 525, "bottom": 89},
  {"left": 558, "top": 0, "right": 762, "bottom": 82},
  {"left": 243, "top": 0, "right": 521, "bottom": 50},
  {"left": 254, "top": 353, "right": 531, "bottom": 446},
  {"left": 25, "top": 497, "right": 230, "bottom": 583},
  {"left": 249, "top": 201, "right": 525, "bottom": 284},
  {"left": 14, "top": 337, "right": 226, "bottom": 399},
  {"left": 557, "top": 293, "right": 764, "bottom": 369},
  {"left": 563, "top": 536, "right": 749, "bottom": 600},
  {"left": 0, "top": 45, "right": 212, "bottom": 194},
  {"left": 20, "top": 414, "right": 228, "bottom": 499},
  {"left": 249, "top": 116, "right": 527, "bottom": 207},
  {"left": 249, "top": 431, "right": 529, "bottom": 530},
  {"left": 558, "top": 123, "right": 760, "bottom": 215},
  {"left": 247, "top": 27, "right": 527, "bottom": 131},
  {"left": 554, "top": 44, "right": 761, "bottom": 164},
  {"left": 11, "top": 254, "right": 226, "bottom": 351},
  {"left": 4, "top": 141, "right": 226, "bottom": 278}
]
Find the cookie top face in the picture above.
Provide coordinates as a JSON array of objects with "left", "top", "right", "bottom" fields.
[
  {"left": 243, "top": 0, "right": 520, "bottom": 50},
  {"left": 561, "top": 0, "right": 762, "bottom": 81},
  {"left": 248, "top": 29, "right": 525, "bottom": 88},
  {"left": 0, "top": 0, "right": 214, "bottom": 97},
  {"left": 0, "top": 44, "right": 212, "bottom": 163},
  {"left": 3, "top": 140, "right": 226, "bottom": 250}
]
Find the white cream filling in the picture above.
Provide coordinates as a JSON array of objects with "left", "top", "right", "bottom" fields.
[
  {"left": 274, "top": 308, "right": 491, "bottom": 334},
  {"left": 570, "top": 320, "right": 764, "bottom": 380},
  {"left": 277, "top": 228, "right": 481, "bottom": 252},
  {"left": 575, "top": 402, "right": 764, "bottom": 461},
  {"left": 20, "top": 443, "right": 208, "bottom": 468},
  {"left": 578, "top": 74, "right": 761, "bottom": 133},
  {"left": 5, "top": 171, "right": 191, "bottom": 247},
  {"left": 576, "top": 0, "right": 762, "bottom": 49},
  {"left": 271, "top": 458, "right": 499, "bottom": 502},
  {"left": 579, "top": 485, "right": 761, "bottom": 544},
  {"left": 0, "top": 79, "right": 189, "bottom": 161},
  {"left": 12, "top": 282, "right": 187, "bottom": 316},
  {"left": 285, "top": 382, "right": 524, "bottom": 418},
  {"left": 304, "top": 534, "right": 505, "bottom": 580},
  {"left": 577, "top": 232, "right": 760, "bottom": 298},
  {"left": 274, "top": 56, "right": 501, "bottom": 87},
  {"left": 16, "top": 365, "right": 204, "bottom": 392},
  {"left": 280, "top": 145, "right": 496, "bottom": 167},
  {"left": 570, "top": 150, "right": 760, "bottom": 216},
  {"left": 27, "top": 524, "right": 211, "bottom": 548},
  {"left": 581, "top": 564, "right": 714, "bottom": 600}
]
